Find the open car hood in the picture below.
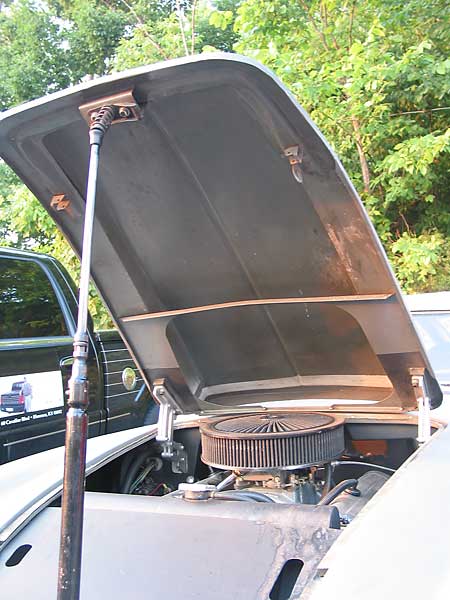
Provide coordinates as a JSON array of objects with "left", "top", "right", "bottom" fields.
[{"left": 0, "top": 54, "right": 441, "bottom": 413}]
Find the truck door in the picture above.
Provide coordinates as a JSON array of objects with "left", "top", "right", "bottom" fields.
[{"left": 0, "top": 254, "right": 102, "bottom": 463}]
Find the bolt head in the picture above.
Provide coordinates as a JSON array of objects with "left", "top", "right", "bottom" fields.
[{"left": 119, "top": 106, "right": 131, "bottom": 118}]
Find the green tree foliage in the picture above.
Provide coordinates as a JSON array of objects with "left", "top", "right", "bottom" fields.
[
  {"left": 0, "top": 0, "right": 71, "bottom": 110},
  {"left": 60, "top": 1, "right": 130, "bottom": 80},
  {"left": 0, "top": 0, "right": 133, "bottom": 327},
  {"left": 0, "top": 0, "right": 449, "bottom": 310},
  {"left": 234, "top": 0, "right": 450, "bottom": 291},
  {"left": 114, "top": 0, "right": 239, "bottom": 69}
]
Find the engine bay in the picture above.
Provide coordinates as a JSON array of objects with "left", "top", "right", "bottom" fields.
[
  {"left": 78, "top": 412, "right": 420, "bottom": 597},
  {"left": 1, "top": 413, "right": 441, "bottom": 600},
  {"left": 87, "top": 412, "right": 417, "bottom": 520},
  {"left": 0, "top": 412, "right": 429, "bottom": 600}
]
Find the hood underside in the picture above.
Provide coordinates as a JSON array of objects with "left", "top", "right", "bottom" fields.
[{"left": 0, "top": 54, "right": 441, "bottom": 413}]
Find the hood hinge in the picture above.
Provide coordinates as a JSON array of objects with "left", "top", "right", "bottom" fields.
[
  {"left": 153, "top": 379, "right": 188, "bottom": 473},
  {"left": 411, "top": 369, "right": 431, "bottom": 443}
]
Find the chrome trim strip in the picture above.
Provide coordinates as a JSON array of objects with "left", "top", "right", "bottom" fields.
[
  {"left": 103, "top": 368, "right": 139, "bottom": 376},
  {"left": 107, "top": 412, "right": 131, "bottom": 421},
  {"left": 3, "top": 420, "right": 101, "bottom": 447},
  {"left": 411, "top": 310, "right": 450, "bottom": 315},
  {"left": 99, "top": 347, "right": 130, "bottom": 353},
  {"left": 105, "top": 378, "right": 143, "bottom": 388},
  {"left": 0, "top": 336, "right": 73, "bottom": 350},
  {"left": 101, "top": 358, "right": 137, "bottom": 364},
  {"left": 105, "top": 391, "right": 136, "bottom": 399},
  {"left": 60, "top": 356, "right": 74, "bottom": 367}
]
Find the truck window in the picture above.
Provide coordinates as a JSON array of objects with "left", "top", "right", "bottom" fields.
[{"left": 0, "top": 257, "right": 68, "bottom": 339}]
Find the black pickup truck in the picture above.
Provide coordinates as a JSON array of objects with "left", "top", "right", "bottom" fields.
[
  {"left": 0, "top": 246, "right": 155, "bottom": 464},
  {"left": 0, "top": 380, "right": 27, "bottom": 413}
]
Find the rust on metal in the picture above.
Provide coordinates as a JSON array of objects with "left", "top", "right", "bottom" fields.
[
  {"left": 121, "top": 292, "right": 394, "bottom": 322},
  {"left": 50, "top": 193, "right": 71, "bottom": 212}
]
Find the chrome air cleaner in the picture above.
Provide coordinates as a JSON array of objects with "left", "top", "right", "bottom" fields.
[{"left": 200, "top": 413, "right": 345, "bottom": 470}]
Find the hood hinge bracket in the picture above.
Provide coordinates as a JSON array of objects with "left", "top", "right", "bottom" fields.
[
  {"left": 153, "top": 380, "right": 188, "bottom": 473},
  {"left": 79, "top": 89, "right": 142, "bottom": 127},
  {"left": 411, "top": 370, "right": 431, "bottom": 443}
]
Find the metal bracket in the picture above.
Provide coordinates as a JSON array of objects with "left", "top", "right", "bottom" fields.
[
  {"left": 153, "top": 381, "right": 188, "bottom": 474},
  {"left": 79, "top": 89, "right": 142, "bottom": 126},
  {"left": 411, "top": 371, "right": 431, "bottom": 443},
  {"left": 283, "top": 144, "right": 304, "bottom": 183}
]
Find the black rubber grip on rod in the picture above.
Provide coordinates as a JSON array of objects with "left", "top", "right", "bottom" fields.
[{"left": 89, "top": 105, "right": 117, "bottom": 146}]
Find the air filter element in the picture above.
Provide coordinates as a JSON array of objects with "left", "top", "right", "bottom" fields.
[{"left": 200, "top": 412, "right": 344, "bottom": 470}]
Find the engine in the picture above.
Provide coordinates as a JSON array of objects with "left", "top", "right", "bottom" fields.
[
  {"left": 200, "top": 412, "right": 345, "bottom": 470},
  {"left": 111, "top": 411, "right": 398, "bottom": 524},
  {"left": 195, "top": 412, "right": 345, "bottom": 504}
]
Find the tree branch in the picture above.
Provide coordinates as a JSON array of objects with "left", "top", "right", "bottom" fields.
[
  {"left": 318, "top": 109, "right": 355, "bottom": 137},
  {"left": 390, "top": 106, "right": 450, "bottom": 117},
  {"left": 350, "top": 115, "right": 371, "bottom": 193},
  {"left": 348, "top": 0, "right": 357, "bottom": 49},
  {"left": 191, "top": 0, "right": 197, "bottom": 54},
  {"left": 399, "top": 211, "right": 411, "bottom": 234},
  {"left": 299, "top": 0, "right": 330, "bottom": 51},
  {"left": 175, "top": 0, "right": 190, "bottom": 56},
  {"left": 102, "top": 0, "right": 169, "bottom": 59}
]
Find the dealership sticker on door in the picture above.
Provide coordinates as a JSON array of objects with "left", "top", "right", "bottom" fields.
[{"left": 0, "top": 371, "right": 64, "bottom": 426}]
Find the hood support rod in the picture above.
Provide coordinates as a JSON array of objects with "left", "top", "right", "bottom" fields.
[
  {"left": 57, "top": 94, "right": 141, "bottom": 600},
  {"left": 57, "top": 106, "right": 115, "bottom": 600}
]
